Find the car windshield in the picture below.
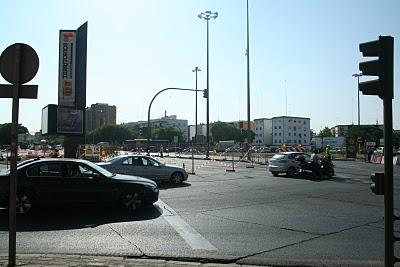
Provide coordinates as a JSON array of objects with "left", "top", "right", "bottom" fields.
[
  {"left": 104, "top": 156, "right": 123, "bottom": 163},
  {"left": 271, "top": 154, "right": 285, "bottom": 160},
  {"left": 84, "top": 160, "right": 114, "bottom": 177}
]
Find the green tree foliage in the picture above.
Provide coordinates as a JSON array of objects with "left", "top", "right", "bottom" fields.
[
  {"left": 210, "top": 121, "right": 254, "bottom": 143},
  {"left": 42, "top": 135, "right": 65, "bottom": 146},
  {"left": 346, "top": 125, "right": 383, "bottom": 144},
  {"left": 211, "top": 121, "right": 240, "bottom": 143},
  {"left": 152, "top": 127, "right": 183, "bottom": 142},
  {"left": 317, "top": 127, "right": 334, "bottom": 137},
  {"left": 0, "top": 123, "right": 29, "bottom": 145},
  {"left": 393, "top": 131, "right": 400, "bottom": 147},
  {"left": 89, "top": 125, "right": 134, "bottom": 145},
  {"left": 310, "top": 129, "right": 316, "bottom": 139}
]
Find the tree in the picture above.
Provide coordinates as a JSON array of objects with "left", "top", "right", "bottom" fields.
[
  {"left": 90, "top": 125, "right": 134, "bottom": 145},
  {"left": 310, "top": 129, "right": 316, "bottom": 139},
  {"left": 152, "top": 127, "right": 183, "bottom": 143},
  {"left": 317, "top": 127, "right": 334, "bottom": 137},
  {"left": 211, "top": 121, "right": 240, "bottom": 143},
  {"left": 346, "top": 125, "right": 383, "bottom": 145},
  {"left": 210, "top": 121, "right": 254, "bottom": 143},
  {"left": 0, "top": 123, "right": 29, "bottom": 145}
]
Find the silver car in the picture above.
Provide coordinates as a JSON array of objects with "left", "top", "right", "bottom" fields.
[
  {"left": 97, "top": 155, "right": 188, "bottom": 184},
  {"left": 268, "top": 152, "right": 310, "bottom": 177}
]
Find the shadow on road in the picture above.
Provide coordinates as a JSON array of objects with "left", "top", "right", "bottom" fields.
[
  {"left": 158, "top": 182, "right": 191, "bottom": 190},
  {"left": 0, "top": 205, "right": 161, "bottom": 232}
]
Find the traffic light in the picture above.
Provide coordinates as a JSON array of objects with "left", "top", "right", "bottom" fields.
[
  {"left": 203, "top": 89, "right": 208, "bottom": 98},
  {"left": 358, "top": 36, "right": 394, "bottom": 99},
  {"left": 370, "top": 172, "right": 385, "bottom": 195}
]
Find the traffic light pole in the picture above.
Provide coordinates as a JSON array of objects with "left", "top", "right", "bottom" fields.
[
  {"left": 359, "top": 35, "right": 395, "bottom": 267},
  {"left": 383, "top": 91, "right": 394, "bottom": 267},
  {"left": 146, "top": 87, "right": 203, "bottom": 155},
  {"left": 382, "top": 36, "right": 394, "bottom": 267}
]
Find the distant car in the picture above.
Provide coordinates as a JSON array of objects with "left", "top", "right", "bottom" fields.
[
  {"left": 98, "top": 155, "right": 188, "bottom": 184},
  {"left": 330, "top": 147, "right": 342, "bottom": 153},
  {"left": 0, "top": 158, "right": 159, "bottom": 214},
  {"left": 268, "top": 152, "right": 310, "bottom": 177}
]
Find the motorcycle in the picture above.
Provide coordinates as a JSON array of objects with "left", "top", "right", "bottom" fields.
[{"left": 298, "top": 156, "right": 334, "bottom": 180}]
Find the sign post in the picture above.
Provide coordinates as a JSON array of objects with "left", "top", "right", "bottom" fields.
[{"left": 0, "top": 43, "right": 39, "bottom": 267}]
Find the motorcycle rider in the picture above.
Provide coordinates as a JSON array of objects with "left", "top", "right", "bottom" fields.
[
  {"left": 325, "top": 144, "right": 332, "bottom": 161},
  {"left": 310, "top": 149, "right": 321, "bottom": 179}
]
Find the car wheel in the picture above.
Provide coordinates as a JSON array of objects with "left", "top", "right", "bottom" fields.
[
  {"left": 271, "top": 171, "right": 279, "bottom": 176},
  {"left": 286, "top": 167, "right": 296, "bottom": 177},
  {"left": 121, "top": 191, "right": 143, "bottom": 211},
  {"left": 170, "top": 172, "right": 184, "bottom": 184},
  {"left": 16, "top": 191, "right": 33, "bottom": 214}
]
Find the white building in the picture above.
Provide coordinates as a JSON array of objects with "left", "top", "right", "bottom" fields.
[
  {"left": 188, "top": 124, "right": 208, "bottom": 144},
  {"left": 254, "top": 118, "right": 272, "bottom": 146},
  {"left": 129, "top": 115, "right": 188, "bottom": 141},
  {"left": 254, "top": 116, "right": 310, "bottom": 147}
]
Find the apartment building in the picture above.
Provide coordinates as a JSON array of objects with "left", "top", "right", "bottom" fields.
[{"left": 254, "top": 116, "right": 310, "bottom": 147}]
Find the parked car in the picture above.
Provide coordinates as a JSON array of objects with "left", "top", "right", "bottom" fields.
[
  {"left": 98, "top": 155, "right": 188, "bottom": 184},
  {"left": 0, "top": 158, "right": 159, "bottom": 214},
  {"left": 268, "top": 152, "right": 310, "bottom": 177}
]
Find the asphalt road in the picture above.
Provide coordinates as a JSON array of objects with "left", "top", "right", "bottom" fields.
[{"left": 0, "top": 158, "right": 399, "bottom": 266}]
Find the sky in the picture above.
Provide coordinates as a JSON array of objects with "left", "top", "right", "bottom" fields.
[{"left": 0, "top": 0, "right": 399, "bottom": 134}]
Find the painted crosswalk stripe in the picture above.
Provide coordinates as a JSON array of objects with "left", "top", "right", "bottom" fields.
[{"left": 156, "top": 199, "right": 217, "bottom": 251}]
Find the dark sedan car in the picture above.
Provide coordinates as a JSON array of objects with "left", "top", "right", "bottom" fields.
[{"left": 0, "top": 158, "right": 159, "bottom": 214}]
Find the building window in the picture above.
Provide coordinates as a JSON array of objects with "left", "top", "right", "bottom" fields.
[
  {"left": 294, "top": 126, "right": 296, "bottom": 131},
  {"left": 274, "top": 133, "right": 277, "bottom": 136},
  {"left": 288, "top": 133, "right": 291, "bottom": 136},
  {"left": 279, "top": 133, "right": 281, "bottom": 136},
  {"left": 274, "top": 140, "right": 277, "bottom": 143},
  {"left": 304, "top": 140, "right": 307, "bottom": 143},
  {"left": 260, "top": 127, "right": 262, "bottom": 130},
  {"left": 294, "top": 120, "right": 296, "bottom": 123},
  {"left": 279, "top": 139, "right": 282, "bottom": 143},
  {"left": 260, "top": 134, "right": 263, "bottom": 137},
  {"left": 279, "top": 126, "right": 281, "bottom": 129},
  {"left": 274, "top": 126, "right": 277, "bottom": 129},
  {"left": 294, "top": 133, "right": 296, "bottom": 136}
]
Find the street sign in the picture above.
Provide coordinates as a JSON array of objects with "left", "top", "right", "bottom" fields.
[
  {"left": 0, "top": 43, "right": 39, "bottom": 85},
  {"left": 0, "top": 43, "right": 39, "bottom": 267}
]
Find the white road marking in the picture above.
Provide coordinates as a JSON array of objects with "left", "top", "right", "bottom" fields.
[{"left": 156, "top": 199, "right": 217, "bottom": 251}]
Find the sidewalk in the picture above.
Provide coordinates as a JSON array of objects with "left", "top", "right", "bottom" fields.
[{"left": 0, "top": 254, "right": 262, "bottom": 267}]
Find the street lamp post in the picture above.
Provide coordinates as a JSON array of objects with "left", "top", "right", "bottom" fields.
[
  {"left": 198, "top": 10, "right": 218, "bottom": 159},
  {"left": 192, "top": 67, "right": 201, "bottom": 145},
  {"left": 352, "top": 73, "right": 363, "bottom": 126},
  {"left": 246, "top": 0, "right": 252, "bottom": 160}
]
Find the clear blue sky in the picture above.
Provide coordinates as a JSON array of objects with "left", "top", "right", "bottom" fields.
[{"left": 1, "top": 0, "right": 399, "bottom": 133}]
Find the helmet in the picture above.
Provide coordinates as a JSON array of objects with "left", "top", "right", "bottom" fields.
[{"left": 327, "top": 144, "right": 331, "bottom": 148}]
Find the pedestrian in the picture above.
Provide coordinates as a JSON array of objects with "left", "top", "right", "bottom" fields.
[
  {"left": 368, "top": 147, "right": 374, "bottom": 163},
  {"left": 160, "top": 145, "right": 164, "bottom": 158}
]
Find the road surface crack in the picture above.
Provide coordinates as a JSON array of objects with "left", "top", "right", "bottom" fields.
[
  {"left": 234, "top": 218, "right": 383, "bottom": 262},
  {"left": 107, "top": 225, "right": 145, "bottom": 256}
]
